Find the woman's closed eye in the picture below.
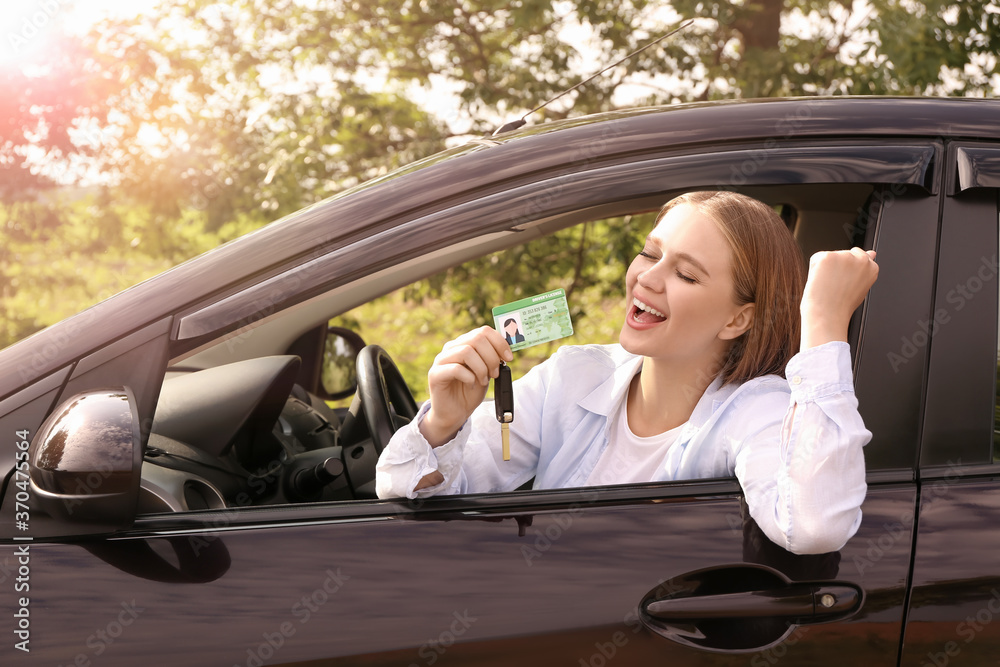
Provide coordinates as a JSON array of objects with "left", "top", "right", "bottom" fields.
[
  {"left": 676, "top": 271, "right": 697, "bottom": 284},
  {"left": 638, "top": 250, "right": 699, "bottom": 283}
]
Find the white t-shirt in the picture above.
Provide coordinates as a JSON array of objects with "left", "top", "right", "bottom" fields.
[{"left": 586, "top": 390, "right": 682, "bottom": 486}]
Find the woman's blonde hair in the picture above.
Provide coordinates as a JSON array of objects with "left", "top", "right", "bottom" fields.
[{"left": 656, "top": 191, "right": 806, "bottom": 385}]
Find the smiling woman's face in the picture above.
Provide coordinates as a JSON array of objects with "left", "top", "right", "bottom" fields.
[{"left": 619, "top": 203, "right": 754, "bottom": 368}]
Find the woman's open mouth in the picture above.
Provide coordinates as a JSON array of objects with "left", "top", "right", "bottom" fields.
[{"left": 629, "top": 297, "right": 667, "bottom": 324}]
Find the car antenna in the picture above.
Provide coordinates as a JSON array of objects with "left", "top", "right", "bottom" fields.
[{"left": 491, "top": 19, "right": 695, "bottom": 137}]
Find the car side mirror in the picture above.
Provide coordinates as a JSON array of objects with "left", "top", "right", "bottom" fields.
[
  {"left": 28, "top": 388, "right": 142, "bottom": 532},
  {"left": 321, "top": 327, "right": 366, "bottom": 399}
]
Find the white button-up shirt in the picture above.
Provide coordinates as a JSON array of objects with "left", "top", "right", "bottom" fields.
[{"left": 375, "top": 341, "right": 870, "bottom": 555}]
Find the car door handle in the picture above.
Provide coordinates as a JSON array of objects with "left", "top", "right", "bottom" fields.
[
  {"left": 644, "top": 584, "right": 859, "bottom": 620},
  {"left": 639, "top": 565, "right": 864, "bottom": 651}
]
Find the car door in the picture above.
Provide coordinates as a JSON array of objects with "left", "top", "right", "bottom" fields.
[
  {"left": 898, "top": 143, "right": 1000, "bottom": 664},
  {"left": 1, "top": 137, "right": 936, "bottom": 666}
]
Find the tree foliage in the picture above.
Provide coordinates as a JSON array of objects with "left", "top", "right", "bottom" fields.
[
  {"left": 0, "top": 29, "right": 116, "bottom": 201},
  {"left": 2, "top": 0, "right": 998, "bottom": 350}
]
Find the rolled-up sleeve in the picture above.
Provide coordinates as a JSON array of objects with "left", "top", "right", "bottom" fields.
[
  {"left": 374, "top": 401, "right": 471, "bottom": 499},
  {"left": 376, "top": 354, "right": 555, "bottom": 500},
  {"left": 734, "top": 341, "right": 870, "bottom": 555}
]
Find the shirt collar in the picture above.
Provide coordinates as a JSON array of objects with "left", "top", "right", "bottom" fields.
[{"left": 577, "top": 351, "right": 642, "bottom": 417}]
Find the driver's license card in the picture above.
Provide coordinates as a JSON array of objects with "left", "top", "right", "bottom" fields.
[{"left": 492, "top": 288, "right": 574, "bottom": 352}]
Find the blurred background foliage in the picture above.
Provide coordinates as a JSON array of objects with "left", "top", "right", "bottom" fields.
[{"left": 2, "top": 0, "right": 998, "bottom": 393}]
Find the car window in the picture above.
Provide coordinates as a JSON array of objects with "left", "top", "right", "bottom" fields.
[{"left": 137, "top": 182, "right": 882, "bottom": 515}]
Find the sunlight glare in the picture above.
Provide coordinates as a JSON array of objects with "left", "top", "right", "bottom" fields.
[
  {"left": 0, "top": 0, "right": 157, "bottom": 66},
  {"left": 0, "top": 5, "right": 60, "bottom": 66}
]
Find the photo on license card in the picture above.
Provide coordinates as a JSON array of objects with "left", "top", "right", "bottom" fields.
[{"left": 492, "top": 288, "right": 574, "bottom": 352}]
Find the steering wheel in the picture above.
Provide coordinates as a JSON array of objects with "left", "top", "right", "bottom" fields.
[{"left": 355, "top": 345, "right": 419, "bottom": 453}]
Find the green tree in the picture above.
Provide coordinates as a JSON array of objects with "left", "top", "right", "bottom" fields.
[
  {"left": 77, "top": 1, "right": 451, "bottom": 232},
  {"left": 74, "top": 0, "right": 1000, "bottom": 226}
]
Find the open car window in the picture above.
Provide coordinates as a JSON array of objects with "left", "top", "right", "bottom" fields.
[{"left": 137, "top": 182, "right": 881, "bottom": 515}]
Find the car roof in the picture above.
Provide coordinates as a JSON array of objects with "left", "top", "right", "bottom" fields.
[{"left": 1, "top": 96, "right": 997, "bottom": 401}]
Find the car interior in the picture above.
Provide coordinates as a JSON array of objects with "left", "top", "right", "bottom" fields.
[{"left": 135, "top": 182, "right": 878, "bottom": 515}]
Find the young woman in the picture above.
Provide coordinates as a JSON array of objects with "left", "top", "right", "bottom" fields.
[{"left": 376, "top": 191, "right": 879, "bottom": 555}]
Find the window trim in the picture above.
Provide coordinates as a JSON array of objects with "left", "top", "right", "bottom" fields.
[{"left": 953, "top": 145, "right": 1000, "bottom": 193}]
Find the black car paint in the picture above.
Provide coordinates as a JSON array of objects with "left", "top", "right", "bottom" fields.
[
  {"left": 0, "top": 97, "right": 998, "bottom": 665},
  {"left": 3, "top": 487, "right": 914, "bottom": 665}
]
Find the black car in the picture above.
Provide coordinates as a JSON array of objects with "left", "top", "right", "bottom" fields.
[{"left": 2, "top": 97, "right": 1000, "bottom": 666}]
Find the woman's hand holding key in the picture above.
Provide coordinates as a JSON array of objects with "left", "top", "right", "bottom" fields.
[{"left": 419, "top": 326, "right": 513, "bottom": 448}]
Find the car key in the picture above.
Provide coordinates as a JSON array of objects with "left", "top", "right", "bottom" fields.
[{"left": 495, "top": 362, "right": 514, "bottom": 461}]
